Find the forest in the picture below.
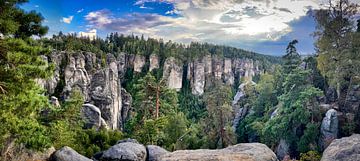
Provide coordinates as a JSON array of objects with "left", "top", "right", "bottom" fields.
[{"left": 0, "top": 0, "right": 359, "bottom": 161}]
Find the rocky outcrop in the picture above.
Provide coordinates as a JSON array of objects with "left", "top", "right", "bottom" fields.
[
  {"left": 1, "top": 140, "right": 55, "bottom": 161},
  {"left": 320, "top": 109, "right": 338, "bottom": 150},
  {"left": 64, "top": 53, "right": 91, "bottom": 99},
  {"left": 51, "top": 146, "right": 92, "bottom": 161},
  {"left": 188, "top": 58, "right": 206, "bottom": 95},
  {"left": 275, "top": 139, "right": 290, "bottom": 161},
  {"left": 163, "top": 57, "right": 183, "bottom": 91},
  {"left": 89, "top": 55, "right": 122, "bottom": 130},
  {"left": 223, "top": 58, "right": 234, "bottom": 85},
  {"left": 134, "top": 55, "right": 146, "bottom": 73},
  {"left": 121, "top": 88, "right": 132, "bottom": 128},
  {"left": 159, "top": 143, "right": 278, "bottom": 161},
  {"left": 82, "top": 103, "right": 108, "bottom": 129},
  {"left": 321, "top": 134, "right": 360, "bottom": 161},
  {"left": 146, "top": 145, "right": 169, "bottom": 161},
  {"left": 212, "top": 55, "right": 223, "bottom": 80},
  {"left": 98, "top": 139, "right": 147, "bottom": 161},
  {"left": 149, "top": 54, "right": 159, "bottom": 72},
  {"left": 232, "top": 81, "right": 256, "bottom": 130}
]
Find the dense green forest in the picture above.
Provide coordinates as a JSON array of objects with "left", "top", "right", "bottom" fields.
[{"left": 0, "top": 0, "right": 359, "bottom": 161}]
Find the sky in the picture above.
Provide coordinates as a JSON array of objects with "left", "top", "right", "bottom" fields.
[{"left": 20, "top": 0, "right": 360, "bottom": 56}]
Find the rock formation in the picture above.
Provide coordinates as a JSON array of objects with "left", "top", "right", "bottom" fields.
[
  {"left": 163, "top": 57, "right": 183, "bottom": 91},
  {"left": 81, "top": 103, "right": 108, "bottom": 129},
  {"left": 97, "top": 139, "right": 147, "bottom": 161},
  {"left": 159, "top": 143, "right": 278, "bottom": 161},
  {"left": 51, "top": 146, "right": 92, "bottom": 161},
  {"left": 146, "top": 145, "right": 169, "bottom": 161},
  {"left": 134, "top": 55, "right": 146, "bottom": 73},
  {"left": 88, "top": 55, "right": 122, "bottom": 130},
  {"left": 321, "top": 134, "right": 360, "bottom": 161},
  {"left": 320, "top": 109, "right": 338, "bottom": 150},
  {"left": 149, "top": 54, "right": 159, "bottom": 72},
  {"left": 64, "top": 53, "right": 91, "bottom": 99}
]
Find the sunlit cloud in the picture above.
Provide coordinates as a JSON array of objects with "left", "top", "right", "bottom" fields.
[
  {"left": 85, "top": 0, "right": 334, "bottom": 47},
  {"left": 61, "top": 16, "right": 74, "bottom": 24}
]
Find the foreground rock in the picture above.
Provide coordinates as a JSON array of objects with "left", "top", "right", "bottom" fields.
[
  {"left": 159, "top": 143, "right": 278, "bottom": 161},
  {"left": 98, "top": 139, "right": 147, "bottom": 161},
  {"left": 51, "top": 146, "right": 92, "bottom": 161},
  {"left": 321, "top": 134, "right": 360, "bottom": 161},
  {"left": 146, "top": 145, "right": 169, "bottom": 161},
  {"left": 1, "top": 140, "right": 55, "bottom": 161}
]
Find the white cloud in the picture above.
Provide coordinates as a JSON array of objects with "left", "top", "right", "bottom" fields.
[
  {"left": 61, "top": 16, "right": 74, "bottom": 24},
  {"left": 77, "top": 9, "right": 84, "bottom": 13},
  {"left": 79, "top": 29, "right": 97, "bottom": 40},
  {"left": 88, "top": 0, "right": 357, "bottom": 46}
]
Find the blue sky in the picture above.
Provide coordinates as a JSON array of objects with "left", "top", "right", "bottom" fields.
[{"left": 21, "top": 0, "right": 337, "bottom": 56}]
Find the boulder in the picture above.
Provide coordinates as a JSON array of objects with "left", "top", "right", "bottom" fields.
[
  {"left": 321, "top": 134, "right": 360, "bottom": 161},
  {"left": 146, "top": 145, "right": 169, "bottom": 161},
  {"left": 51, "top": 146, "right": 92, "bottom": 161},
  {"left": 99, "top": 139, "right": 146, "bottom": 161},
  {"left": 82, "top": 103, "right": 108, "bottom": 129},
  {"left": 1, "top": 140, "right": 55, "bottom": 161},
  {"left": 159, "top": 143, "right": 278, "bottom": 161},
  {"left": 320, "top": 109, "right": 338, "bottom": 150}
]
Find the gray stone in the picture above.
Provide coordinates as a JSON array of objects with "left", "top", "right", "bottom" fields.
[
  {"left": 160, "top": 143, "right": 278, "bottom": 161},
  {"left": 121, "top": 88, "right": 132, "bottom": 129},
  {"left": 89, "top": 58, "right": 122, "bottom": 130},
  {"left": 51, "top": 146, "right": 92, "bottom": 161},
  {"left": 149, "top": 54, "right": 159, "bottom": 71},
  {"left": 134, "top": 55, "right": 145, "bottom": 73},
  {"left": 82, "top": 103, "right": 108, "bottom": 129},
  {"left": 320, "top": 109, "right": 338, "bottom": 150},
  {"left": 163, "top": 57, "right": 182, "bottom": 91},
  {"left": 63, "top": 53, "right": 90, "bottom": 99},
  {"left": 146, "top": 145, "right": 169, "bottom": 161},
  {"left": 100, "top": 140, "right": 146, "bottom": 161},
  {"left": 321, "top": 134, "right": 360, "bottom": 161},
  {"left": 275, "top": 139, "right": 289, "bottom": 160}
]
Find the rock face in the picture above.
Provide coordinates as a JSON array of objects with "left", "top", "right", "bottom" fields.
[
  {"left": 146, "top": 145, "right": 169, "bottom": 161},
  {"left": 51, "top": 146, "right": 92, "bottom": 161},
  {"left": 163, "top": 57, "right": 183, "bottom": 91},
  {"left": 159, "top": 143, "right": 278, "bottom": 161},
  {"left": 99, "top": 139, "right": 147, "bottom": 161},
  {"left": 134, "top": 55, "right": 146, "bottom": 73},
  {"left": 64, "top": 53, "right": 91, "bottom": 99},
  {"left": 232, "top": 81, "right": 256, "bottom": 130},
  {"left": 321, "top": 134, "right": 360, "bottom": 161},
  {"left": 188, "top": 58, "right": 206, "bottom": 95},
  {"left": 275, "top": 139, "right": 290, "bottom": 160},
  {"left": 82, "top": 103, "right": 108, "bottom": 129},
  {"left": 149, "top": 54, "right": 159, "bottom": 72},
  {"left": 121, "top": 88, "right": 132, "bottom": 129},
  {"left": 89, "top": 55, "right": 122, "bottom": 130},
  {"left": 1, "top": 140, "right": 55, "bottom": 161},
  {"left": 320, "top": 109, "right": 338, "bottom": 149},
  {"left": 223, "top": 58, "right": 234, "bottom": 85}
]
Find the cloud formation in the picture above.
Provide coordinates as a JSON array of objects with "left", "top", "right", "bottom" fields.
[
  {"left": 61, "top": 16, "right": 74, "bottom": 24},
  {"left": 85, "top": 10, "right": 173, "bottom": 34},
  {"left": 79, "top": 29, "right": 97, "bottom": 40},
  {"left": 85, "top": 0, "right": 330, "bottom": 46}
]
